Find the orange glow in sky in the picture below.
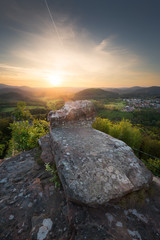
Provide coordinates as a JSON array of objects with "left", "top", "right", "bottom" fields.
[
  {"left": 0, "top": 20, "right": 160, "bottom": 88},
  {"left": 1, "top": 1, "right": 160, "bottom": 88}
]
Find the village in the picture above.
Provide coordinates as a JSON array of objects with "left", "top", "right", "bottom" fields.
[{"left": 122, "top": 98, "right": 160, "bottom": 112}]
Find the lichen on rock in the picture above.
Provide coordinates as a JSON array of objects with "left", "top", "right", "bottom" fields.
[{"left": 48, "top": 100, "right": 153, "bottom": 206}]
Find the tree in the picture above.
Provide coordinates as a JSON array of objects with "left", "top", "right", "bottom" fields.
[
  {"left": 8, "top": 119, "right": 49, "bottom": 155},
  {"left": 13, "top": 101, "right": 32, "bottom": 121}
]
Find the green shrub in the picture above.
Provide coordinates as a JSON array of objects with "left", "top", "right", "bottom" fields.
[
  {"left": 47, "top": 100, "right": 64, "bottom": 111},
  {"left": 110, "top": 119, "right": 142, "bottom": 150},
  {"left": 109, "top": 124, "right": 120, "bottom": 139},
  {"left": 45, "top": 163, "right": 61, "bottom": 188},
  {"left": 142, "top": 136, "right": 160, "bottom": 160},
  {"left": 92, "top": 100, "right": 105, "bottom": 111},
  {"left": 92, "top": 117, "right": 111, "bottom": 134},
  {"left": 0, "top": 144, "right": 5, "bottom": 156},
  {"left": 8, "top": 119, "right": 49, "bottom": 155},
  {"left": 13, "top": 101, "right": 32, "bottom": 121},
  {"left": 92, "top": 118, "right": 142, "bottom": 150},
  {"left": 142, "top": 158, "right": 160, "bottom": 176}
]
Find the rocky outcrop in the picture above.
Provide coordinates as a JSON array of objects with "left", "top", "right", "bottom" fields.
[
  {"left": 0, "top": 148, "right": 160, "bottom": 240},
  {"left": 1, "top": 149, "right": 160, "bottom": 240},
  {"left": 0, "top": 149, "right": 69, "bottom": 240},
  {"left": 49, "top": 100, "right": 152, "bottom": 206},
  {"left": 48, "top": 100, "right": 95, "bottom": 127}
]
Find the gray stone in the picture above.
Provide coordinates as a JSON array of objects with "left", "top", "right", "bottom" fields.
[
  {"left": 106, "top": 213, "right": 114, "bottom": 226},
  {"left": 37, "top": 218, "right": 53, "bottom": 240},
  {"left": 48, "top": 100, "right": 95, "bottom": 127},
  {"left": 126, "top": 209, "right": 148, "bottom": 223},
  {"left": 28, "top": 202, "right": 33, "bottom": 208},
  {"left": 49, "top": 100, "right": 152, "bottom": 206},
  {"left": 9, "top": 215, "right": 14, "bottom": 220},
  {"left": 116, "top": 221, "right": 123, "bottom": 227},
  {"left": 42, "top": 218, "right": 53, "bottom": 231},
  {"left": 37, "top": 226, "right": 48, "bottom": 240},
  {"left": 0, "top": 178, "right": 7, "bottom": 184},
  {"left": 127, "top": 229, "right": 142, "bottom": 240},
  {"left": 18, "top": 192, "right": 23, "bottom": 197},
  {"left": 38, "top": 134, "right": 54, "bottom": 164}
]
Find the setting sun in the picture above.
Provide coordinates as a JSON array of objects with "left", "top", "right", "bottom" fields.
[{"left": 46, "top": 73, "right": 62, "bottom": 87}]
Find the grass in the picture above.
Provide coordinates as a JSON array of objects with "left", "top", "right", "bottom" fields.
[
  {"left": 104, "top": 101, "right": 126, "bottom": 110},
  {"left": 97, "top": 109, "right": 133, "bottom": 121},
  {"left": 0, "top": 105, "right": 46, "bottom": 113},
  {"left": 0, "top": 107, "right": 16, "bottom": 113}
]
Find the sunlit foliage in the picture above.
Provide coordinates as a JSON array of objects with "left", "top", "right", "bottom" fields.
[
  {"left": 92, "top": 117, "right": 142, "bottom": 150},
  {"left": 13, "top": 101, "right": 32, "bottom": 121},
  {"left": 8, "top": 120, "right": 49, "bottom": 155}
]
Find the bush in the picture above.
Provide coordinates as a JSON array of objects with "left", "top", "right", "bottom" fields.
[
  {"left": 110, "top": 119, "right": 142, "bottom": 150},
  {"left": 13, "top": 101, "right": 32, "bottom": 121},
  {"left": 92, "top": 117, "right": 111, "bottom": 134},
  {"left": 142, "top": 136, "right": 160, "bottom": 160},
  {"left": 47, "top": 100, "right": 64, "bottom": 111},
  {"left": 0, "top": 144, "right": 5, "bottom": 156},
  {"left": 8, "top": 120, "right": 49, "bottom": 155},
  {"left": 142, "top": 158, "right": 160, "bottom": 176},
  {"left": 45, "top": 163, "right": 61, "bottom": 188},
  {"left": 92, "top": 118, "right": 142, "bottom": 150},
  {"left": 0, "top": 118, "right": 13, "bottom": 158}
]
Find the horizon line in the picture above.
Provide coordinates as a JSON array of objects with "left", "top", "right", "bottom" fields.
[{"left": 1, "top": 83, "right": 160, "bottom": 89}]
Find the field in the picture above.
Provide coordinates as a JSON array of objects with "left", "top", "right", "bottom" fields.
[
  {"left": 0, "top": 98, "right": 66, "bottom": 120},
  {"left": 98, "top": 109, "right": 133, "bottom": 121},
  {"left": 104, "top": 100, "right": 126, "bottom": 110},
  {"left": 0, "top": 105, "right": 46, "bottom": 113},
  {"left": 0, "top": 107, "right": 16, "bottom": 113}
]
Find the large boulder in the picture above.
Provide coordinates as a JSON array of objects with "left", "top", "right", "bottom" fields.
[
  {"left": 48, "top": 100, "right": 95, "bottom": 127},
  {"left": 49, "top": 101, "right": 152, "bottom": 206}
]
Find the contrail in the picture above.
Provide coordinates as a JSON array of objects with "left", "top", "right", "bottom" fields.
[{"left": 44, "top": 0, "right": 63, "bottom": 46}]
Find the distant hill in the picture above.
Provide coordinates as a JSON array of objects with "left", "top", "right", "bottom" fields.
[
  {"left": 0, "top": 84, "right": 160, "bottom": 102},
  {"left": 102, "top": 86, "right": 160, "bottom": 97},
  {"left": 0, "top": 87, "right": 26, "bottom": 95},
  {"left": 74, "top": 88, "right": 119, "bottom": 100},
  {"left": 0, "top": 92, "right": 32, "bottom": 102},
  {"left": 0, "top": 84, "right": 11, "bottom": 89},
  {"left": 122, "top": 86, "right": 160, "bottom": 97},
  {"left": 0, "top": 84, "right": 83, "bottom": 100},
  {"left": 102, "top": 86, "right": 145, "bottom": 94}
]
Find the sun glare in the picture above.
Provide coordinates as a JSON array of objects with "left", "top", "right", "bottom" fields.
[{"left": 47, "top": 73, "right": 62, "bottom": 86}]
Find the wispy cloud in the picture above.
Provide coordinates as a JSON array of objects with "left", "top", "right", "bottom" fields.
[{"left": 0, "top": 3, "right": 159, "bottom": 87}]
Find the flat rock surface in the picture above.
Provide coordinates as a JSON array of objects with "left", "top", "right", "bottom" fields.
[
  {"left": 0, "top": 148, "right": 160, "bottom": 240},
  {"left": 50, "top": 124, "right": 152, "bottom": 205}
]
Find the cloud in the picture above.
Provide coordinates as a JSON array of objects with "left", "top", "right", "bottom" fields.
[{"left": 0, "top": 4, "right": 159, "bottom": 87}]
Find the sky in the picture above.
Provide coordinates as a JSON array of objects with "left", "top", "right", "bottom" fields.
[{"left": 0, "top": 0, "right": 160, "bottom": 88}]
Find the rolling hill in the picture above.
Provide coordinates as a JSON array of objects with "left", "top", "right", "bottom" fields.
[
  {"left": 0, "top": 84, "right": 160, "bottom": 104},
  {"left": 74, "top": 88, "right": 119, "bottom": 100},
  {"left": 0, "top": 84, "right": 83, "bottom": 100},
  {"left": 0, "top": 92, "right": 32, "bottom": 102},
  {"left": 122, "top": 86, "right": 160, "bottom": 97}
]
